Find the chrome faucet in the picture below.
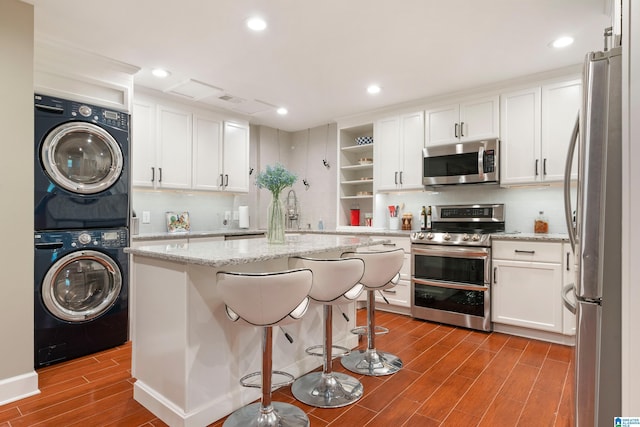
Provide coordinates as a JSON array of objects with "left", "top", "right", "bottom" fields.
[{"left": 285, "top": 189, "right": 299, "bottom": 229}]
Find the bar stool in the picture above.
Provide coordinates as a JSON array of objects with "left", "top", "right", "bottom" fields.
[
  {"left": 340, "top": 248, "right": 405, "bottom": 376},
  {"left": 216, "top": 269, "right": 313, "bottom": 427},
  {"left": 287, "top": 256, "right": 365, "bottom": 408}
]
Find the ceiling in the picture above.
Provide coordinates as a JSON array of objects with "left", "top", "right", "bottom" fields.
[{"left": 26, "top": 0, "right": 611, "bottom": 132}]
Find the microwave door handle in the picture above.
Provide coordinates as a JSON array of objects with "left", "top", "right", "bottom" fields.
[{"left": 478, "top": 146, "right": 485, "bottom": 178}]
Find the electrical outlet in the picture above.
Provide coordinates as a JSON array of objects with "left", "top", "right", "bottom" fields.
[{"left": 142, "top": 211, "right": 151, "bottom": 224}]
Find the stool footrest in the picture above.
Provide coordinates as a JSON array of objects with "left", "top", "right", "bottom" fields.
[
  {"left": 350, "top": 325, "right": 389, "bottom": 336},
  {"left": 239, "top": 370, "right": 295, "bottom": 390},
  {"left": 305, "top": 344, "right": 350, "bottom": 358}
]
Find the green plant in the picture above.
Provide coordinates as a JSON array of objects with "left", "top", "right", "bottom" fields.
[{"left": 256, "top": 164, "right": 297, "bottom": 195}]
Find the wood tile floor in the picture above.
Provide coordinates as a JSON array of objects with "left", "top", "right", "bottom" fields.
[{"left": 0, "top": 309, "right": 574, "bottom": 426}]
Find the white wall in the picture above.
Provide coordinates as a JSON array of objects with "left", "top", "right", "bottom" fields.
[
  {"left": 0, "top": 0, "right": 38, "bottom": 404},
  {"left": 622, "top": 0, "right": 640, "bottom": 414}
]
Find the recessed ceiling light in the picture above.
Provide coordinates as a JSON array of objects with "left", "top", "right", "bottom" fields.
[
  {"left": 247, "top": 17, "right": 267, "bottom": 31},
  {"left": 551, "top": 36, "right": 574, "bottom": 48},
  {"left": 152, "top": 68, "right": 170, "bottom": 78},
  {"left": 367, "top": 85, "right": 381, "bottom": 95},
  {"left": 277, "top": 107, "right": 288, "bottom": 115}
]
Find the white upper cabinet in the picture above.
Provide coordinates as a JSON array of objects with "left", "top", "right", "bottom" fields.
[
  {"left": 541, "top": 80, "right": 581, "bottom": 182},
  {"left": 425, "top": 95, "right": 499, "bottom": 146},
  {"left": 157, "top": 104, "right": 192, "bottom": 189},
  {"left": 375, "top": 111, "right": 425, "bottom": 191},
  {"left": 500, "top": 79, "right": 581, "bottom": 186},
  {"left": 221, "top": 121, "right": 250, "bottom": 192},
  {"left": 131, "top": 92, "right": 249, "bottom": 192},
  {"left": 131, "top": 100, "right": 156, "bottom": 188},
  {"left": 192, "top": 115, "right": 222, "bottom": 190}
]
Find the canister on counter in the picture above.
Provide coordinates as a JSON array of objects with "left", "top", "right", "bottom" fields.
[
  {"left": 534, "top": 211, "right": 549, "bottom": 233},
  {"left": 402, "top": 213, "right": 413, "bottom": 230}
]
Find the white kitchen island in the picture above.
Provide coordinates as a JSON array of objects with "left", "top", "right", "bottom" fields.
[{"left": 126, "top": 234, "right": 388, "bottom": 427}]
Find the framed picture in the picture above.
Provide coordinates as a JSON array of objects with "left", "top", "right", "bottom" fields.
[{"left": 166, "top": 211, "right": 190, "bottom": 233}]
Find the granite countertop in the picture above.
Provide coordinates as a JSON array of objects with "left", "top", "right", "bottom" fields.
[
  {"left": 131, "top": 229, "right": 265, "bottom": 241},
  {"left": 492, "top": 232, "right": 569, "bottom": 243},
  {"left": 125, "top": 234, "right": 391, "bottom": 268}
]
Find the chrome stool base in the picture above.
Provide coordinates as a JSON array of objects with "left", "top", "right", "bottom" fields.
[
  {"left": 291, "top": 371, "right": 363, "bottom": 408},
  {"left": 223, "top": 401, "right": 309, "bottom": 427},
  {"left": 341, "top": 349, "right": 403, "bottom": 376}
]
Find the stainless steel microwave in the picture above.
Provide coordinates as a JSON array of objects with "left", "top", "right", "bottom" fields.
[{"left": 422, "top": 138, "right": 499, "bottom": 186}]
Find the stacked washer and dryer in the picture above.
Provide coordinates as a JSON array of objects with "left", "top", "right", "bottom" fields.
[{"left": 34, "top": 94, "right": 130, "bottom": 368}]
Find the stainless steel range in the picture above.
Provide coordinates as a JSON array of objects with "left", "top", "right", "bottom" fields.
[{"left": 410, "top": 204, "right": 505, "bottom": 331}]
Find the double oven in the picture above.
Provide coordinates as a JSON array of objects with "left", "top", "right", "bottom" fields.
[{"left": 411, "top": 204, "right": 504, "bottom": 332}]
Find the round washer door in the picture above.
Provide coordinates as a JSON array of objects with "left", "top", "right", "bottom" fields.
[
  {"left": 41, "top": 122, "right": 124, "bottom": 195},
  {"left": 42, "top": 250, "right": 123, "bottom": 322}
]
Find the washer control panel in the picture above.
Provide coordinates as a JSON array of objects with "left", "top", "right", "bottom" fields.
[{"left": 35, "top": 229, "right": 128, "bottom": 249}]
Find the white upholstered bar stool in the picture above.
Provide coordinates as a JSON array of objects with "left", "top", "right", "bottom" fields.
[
  {"left": 216, "top": 269, "right": 313, "bottom": 427},
  {"left": 340, "top": 248, "right": 404, "bottom": 376},
  {"left": 287, "top": 256, "right": 365, "bottom": 408}
]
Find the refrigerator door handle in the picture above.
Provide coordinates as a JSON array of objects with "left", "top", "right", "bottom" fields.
[
  {"left": 563, "top": 115, "right": 580, "bottom": 252},
  {"left": 562, "top": 283, "right": 576, "bottom": 314}
]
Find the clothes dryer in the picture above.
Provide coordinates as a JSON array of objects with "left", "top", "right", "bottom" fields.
[
  {"left": 34, "top": 228, "right": 129, "bottom": 368},
  {"left": 34, "top": 94, "right": 130, "bottom": 230}
]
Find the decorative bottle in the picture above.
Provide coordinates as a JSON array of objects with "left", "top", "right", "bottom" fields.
[
  {"left": 426, "top": 206, "right": 432, "bottom": 230},
  {"left": 420, "top": 206, "right": 427, "bottom": 230}
]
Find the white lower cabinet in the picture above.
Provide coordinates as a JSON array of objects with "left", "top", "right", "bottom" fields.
[
  {"left": 492, "top": 240, "right": 573, "bottom": 342},
  {"left": 358, "top": 236, "right": 411, "bottom": 315},
  {"left": 562, "top": 243, "right": 577, "bottom": 336}
]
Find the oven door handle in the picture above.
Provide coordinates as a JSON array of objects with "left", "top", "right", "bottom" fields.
[
  {"left": 412, "top": 277, "right": 489, "bottom": 292},
  {"left": 412, "top": 246, "right": 489, "bottom": 259}
]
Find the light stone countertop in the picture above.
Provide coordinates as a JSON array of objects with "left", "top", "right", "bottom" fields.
[
  {"left": 125, "top": 233, "right": 391, "bottom": 268},
  {"left": 492, "top": 232, "right": 569, "bottom": 243},
  {"left": 131, "top": 229, "right": 265, "bottom": 241}
]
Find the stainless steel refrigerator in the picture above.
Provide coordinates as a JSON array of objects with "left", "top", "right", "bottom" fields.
[{"left": 563, "top": 45, "right": 622, "bottom": 427}]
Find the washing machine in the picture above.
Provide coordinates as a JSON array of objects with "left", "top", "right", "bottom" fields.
[
  {"left": 34, "top": 228, "right": 129, "bottom": 368},
  {"left": 34, "top": 94, "right": 130, "bottom": 231}
]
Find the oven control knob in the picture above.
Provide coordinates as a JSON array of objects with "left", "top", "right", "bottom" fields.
[
  {"left": 462, "top": 233, "right": 470, "bottom": 241},
  {"left": 426, "top": 232, "right": 434, "bottom": 240},
  {"left": 78, "top": 233, "right": 91, "bottom": 245},
  {"left": 78, "top": 105, "right": 92, "bottom": 117},
  {"left": 417, "top": 232, "right": 425, "bottom": 240},
  {"left": 471, "top": 234, "right": 481, "bottom": 242},
  {"left": 443, "top": 233, "right": 451, "bottom": 241}
]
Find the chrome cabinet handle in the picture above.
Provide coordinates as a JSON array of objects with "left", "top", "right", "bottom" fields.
[
  {"left": 219, "top": 174, "right": 224, "bottom": 187},
  {"left": 493, "top": 266, "right": 497, "bottom": 284},
  {"left": 158, "top": 167, "right": 162, "bottom": 183},
  {"left": 514, "top": 250, "right": 535, "bottom": 254},
  {"left": 151, "top": 167, "right": 155, "bottom": 183},
  {"left": 399, "top": 171, "right": 403, "bottom": 184},
  {"left": 382, "top": 242, "right": 397, "bottom": 247},
  {"left": 535, "top": 159, "right": 539, "bottom": 176},
  {"left": 224, "top": 174, "right": 229, "bottom": 187},
  {"left": 543, "top": 158, "right": 547, "bottom": 175},
  {"left": 382, "top": 289, "right": 397, "bottom": 294},
  {"left": 454, "top": 123, "right": 459, "bottom": 138},
  {"left": 460, "top": 121, "right": 465, "bottom": 137},
  {"left": 394, "top": 171, "right": 398, "bottom": 184},
  {"left": 566, "top": 252, "right": 571, "bottom": 271}
]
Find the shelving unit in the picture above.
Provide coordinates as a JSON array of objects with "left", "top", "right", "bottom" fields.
[{"left": 338, "top": 123, "right": 374, "bottom": 227}]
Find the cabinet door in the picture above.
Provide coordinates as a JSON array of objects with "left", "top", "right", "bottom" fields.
[
  {"left": 157, "top": 105, "right": 192, "bottom": 189},
  {"left": 374, "top": 116, "right": 401, "bottom": 191},
  {"left": 492, "top": 259, "right": 563, "bottom": 333},
  {"left": 399, "top": 111, "right": 425, "bottom": 189},
  {"left": 192, "top": 116, "right": 222, "bottom": 191},
  {"left": 131, "top": 101, "right": 157, "bottom": 188},
  {"left": 541, "top": 79, "right": 581, "bottom": 182},
  {"left": 425, "top": 104, "right": 459, "bottom": 146},
  {"left": 459, "top": 96, "right": 499, "bottom": 142},
  {"left": 500, "top": 88, "right": 541, "bottom": 185},
  {"left": 222, "top": 121, "right": 250, "bottom": 192},
  {"left": 562, "top": 243, "right": 577, "bottom": 335}
]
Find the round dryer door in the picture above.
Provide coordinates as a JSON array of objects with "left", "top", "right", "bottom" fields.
[
  {"left": 41, "top": 122, "right": 124, "bottom": 195},
  {"left": 42, "top": 250, "right": 123, "bottom": 322}
]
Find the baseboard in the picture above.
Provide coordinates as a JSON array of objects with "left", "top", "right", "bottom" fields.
[{"left": 0, "top": 371, "right": 40, "bottom": 406}]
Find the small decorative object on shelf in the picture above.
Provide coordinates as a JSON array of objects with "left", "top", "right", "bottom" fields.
[
  {"left": 355, "top": 136, "right": 373, "bottom": 145},
  {"left": 256, "top": 164, "right": 297, "bottom": 244}
]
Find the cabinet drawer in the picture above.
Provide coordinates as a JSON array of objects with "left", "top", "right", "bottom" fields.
[
  {"left": 492, "top": 240, "right": 562, "bottom": 263},
  {"left": 374, "top": 280, "right": 410, "bottom": 308}
]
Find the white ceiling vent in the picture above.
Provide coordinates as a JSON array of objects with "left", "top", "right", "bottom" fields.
[
  {"left": 201, "top": 94, "right": 275, "bottom": 115},
  {"left": 164, "top": 79, "right": 223, "bottom": 101}
]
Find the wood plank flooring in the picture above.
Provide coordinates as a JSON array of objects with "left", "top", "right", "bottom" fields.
[{"left": 0, "top": 309, "right": 574, "bottom": 426}]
